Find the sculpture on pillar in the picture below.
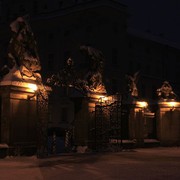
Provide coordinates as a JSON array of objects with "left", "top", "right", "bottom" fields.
[
  {"left": 79, "top": 45, "right": 106, "bottom": 93},
  {"left": 47, "top": 57, "right": 76, "bottom": 87},
  {"left": 0, "top": 15, "right": 41, "bottom": 82},
  {"left": 47, "top": 45, "right": 107, "bottom": 94},
  {"left": 126, "top": 71, "right": 139, "bottom": 98},
  {"left": 0, "top": 16, "right": 49, "bottom": 158},
  {"left": 157, "top": 81, "right": 177, "bottom": 100}
]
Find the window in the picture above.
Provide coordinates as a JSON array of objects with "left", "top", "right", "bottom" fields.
[
  {"left": 0, "top": 96, "right": 1, "bottom": 141},
  {"left": 59, "top": 1, "right": 63, "bottom": 8},
  {"left": 128, "top": 41, "right": 133, "bottom": 49},
  {"left": 113, "top": 22, "right": 119, "bottom": 34},
  {"left": 123, "top": 20, "right": 127, "bottom": 29},
  {"left": 61, "top": 107, "right": 68, "bottom": 123},
  {"left": 112, "top": 79, "right": 118, "bottom": 93},
  {"left": 128, "top": 60, "right": 134, "bottom": 73},
  {"left": 13, "top": 13, "right": 18, "bottom": 19},
  {"left": 141, "top": 84, "right": 146, "bottom": 98},
  {"left": 63, "top": 51, "right": 71, "bottom": 62},
  {"left": 86, "top": 25, "right": 92, "bottom": 33},
  {"left": 48, "top": 33, "right": 54, "bottom": 40},
  {"left": 146, "top": 46, "right": 150, "bottom": 54},
  {"left": 33, "top": 0, "right": 38, "bottom": 14},
  {"left": 176, "top": 54, "right": 180, "bottom": 63},
  {"left": 19, "top": 4, "right": 26, "bottom": 13},
  {"left": 152, "top": 85, "right": 157, "bottom": 100},
  {"left": 146, "top": 65, "right": 150, "bottom": 74},
  {"left": 64, "top": 30, "right": 70, "bottom": 37},
  {"left": 47, "top": 53, "right": 54, "bottom": 70},
  {"left": 112, "top": 48, "right": 118, "bottom": 65},
  {"left": 136, "top": 62, "right": 141, "bottom": 71},
  {"left": 43, "top": 4, "right": 48, "bottom": 10},
  {"left": 6, "top": 7, "right": 10, "bottom": 21}
]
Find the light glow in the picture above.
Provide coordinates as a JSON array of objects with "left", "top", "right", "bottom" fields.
[
  {"left": 159, "top": 101, "right": 179, "bottom": 108},
  {"left": 167, "top": 101, "right": 177, "bottom": 108},
  {"left": 136, "top": 101, "right": 148, "bottom": 108},
  {"left": 99, "top": 96, "right": 108, "bottom": 103},
  {"left": 27, "top": 83, "right": 38, "bottom": 92}
]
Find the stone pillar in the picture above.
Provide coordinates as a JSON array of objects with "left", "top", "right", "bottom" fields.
[
  {"left": 87, "top": 92, "right": 106, "bottom": 113},
  {"left": 157, "top": 101, "right": 180, "bottom": 146},
  {"left": 128, "top": 101, "right": 146, "bottom": 146},
  {"left": 74, "top": 98, "right": 90, "bottom": 146},
  {"left": 0, "top": 82, "right": 38, "bottom": 151},
  {"left": 0, "top": 86, "right": 11, "bottom": 144},
  {"left": 36, "top": 89, "right": 49, "bottom": 158},
  {"left": 74, "top": 92, "right": 107, "bottom": 148}
]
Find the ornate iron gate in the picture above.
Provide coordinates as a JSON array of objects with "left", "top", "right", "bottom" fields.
[{"left": 92, "top": 99, "right": 129, "bottom": 151}]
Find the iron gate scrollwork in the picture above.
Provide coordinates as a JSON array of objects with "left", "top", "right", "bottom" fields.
[{"left": 92, "top": 98, "right": 129, "bottom": 151}]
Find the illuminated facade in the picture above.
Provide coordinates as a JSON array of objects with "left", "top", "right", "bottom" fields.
[
  {"left": 0, "top": 0, "right": 180, "bottom": 154},
  {"left": 0, "top": 13, "right": 50, "bottom": 157},
  {"left": 0, "top": 0, "right": 180, "bottom": 98}
]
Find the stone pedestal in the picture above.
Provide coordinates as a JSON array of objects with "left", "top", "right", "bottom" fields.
[
  {"left": 87, "top": 92, "right": 107, "bottom": 113},
  {"left": 0, "top": 81, "right": 38, "bottom": 154},
  {"left": 74, "top": 98, "right": 89, "bottom": 146},
  {"left": 157, "top": 101, "right": 180, "bottom": 146},
  {"left": 74, "top": 92, "right": 107, "bottom": 147},
  {"left": 129, "top": 104, "right": 144, "bottom": 146}
]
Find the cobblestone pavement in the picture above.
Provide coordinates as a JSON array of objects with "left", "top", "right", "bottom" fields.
[{"left": 0, "top": 147, "right": 180, "bottom": 180}]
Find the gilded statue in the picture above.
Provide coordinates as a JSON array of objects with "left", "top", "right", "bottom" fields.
[{"left": 157, "top": 81, "right": 177, "bottom": 99}]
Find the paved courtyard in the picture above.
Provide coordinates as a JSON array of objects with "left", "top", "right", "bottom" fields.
[{"left": 0, "top": 147, "right": 180, "bottom": 180}]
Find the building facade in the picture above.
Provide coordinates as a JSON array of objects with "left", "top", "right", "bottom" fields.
[
  {"left": 0, "top": 1, "right": 180, "bottom": 154},
  {"left": 1, "top": 0, "right": 180, "bottom": 99}
]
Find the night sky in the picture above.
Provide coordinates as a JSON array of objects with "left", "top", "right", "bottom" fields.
[{"left": 121, "top": 0, "right": 180, "bottom": 44}]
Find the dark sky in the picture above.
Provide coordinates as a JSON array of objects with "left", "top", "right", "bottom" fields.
[{"left": 121, "top": 0, "right": 180, "bottom": 44}]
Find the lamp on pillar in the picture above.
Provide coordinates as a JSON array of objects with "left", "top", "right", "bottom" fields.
[
  {"left": 28, "top": 83, "right": 38, "bottom": 92},
  {"left": 168, "top": 101, "right": 176, "bottom": 111},
  {"left": 136, "top": 101, "right": 148, "bottom": 111},
  {"left": 98, "top": 96, "right": 107, "bottom": 105},
  {"left": 27, "top": 83, "right": 38, "bottom": 99}
]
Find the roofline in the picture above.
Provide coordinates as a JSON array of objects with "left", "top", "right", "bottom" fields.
[
  {"left": 31, "top": 0, "right": 127, "bottom": 21},
  {"left": 128, "top": 28, "right": 180, "bottom": 50}
]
